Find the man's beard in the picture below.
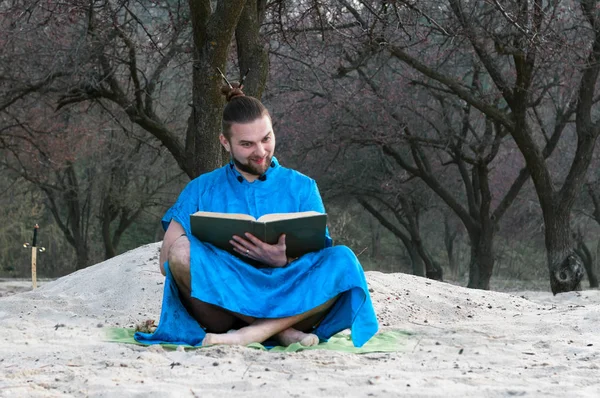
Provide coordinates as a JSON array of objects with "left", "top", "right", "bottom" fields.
[{"left": 233, "top": 154, "right": 271, "bottom": 176}]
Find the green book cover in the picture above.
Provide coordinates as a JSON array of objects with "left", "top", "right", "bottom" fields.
[{"left": 190, "top": 211, "right": 327, "bottom": 259}]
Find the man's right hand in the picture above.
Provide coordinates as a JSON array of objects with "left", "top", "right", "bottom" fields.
[{"left": 230, "top": 233, "right": 288, "bottom": 268}]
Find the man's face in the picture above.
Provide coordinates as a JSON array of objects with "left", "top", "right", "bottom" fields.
[{"left": 220, "top": 115, "right": 275, "bottom": 177}]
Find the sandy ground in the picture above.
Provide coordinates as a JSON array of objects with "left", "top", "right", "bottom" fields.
[{"left": 1, "top": 242, "right": 599, "bottom": 397}]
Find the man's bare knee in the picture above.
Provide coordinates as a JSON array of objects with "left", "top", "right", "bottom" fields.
[
  {"left": 169, "top": 238, "right": 190, "bottom": 266},
  {"left": 168, "top": 238, "right": 190, "bottom": 285}
]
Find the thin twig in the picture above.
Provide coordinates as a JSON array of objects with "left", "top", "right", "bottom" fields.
[
  {"left": 242, "top": 362, "right": 253, "bottom": 379},
  {"left": 356, "top": 246, "right": 369, "bottom": 257},
  {"left": 412, "top": 336, "right": 423, "bottom": 352}
]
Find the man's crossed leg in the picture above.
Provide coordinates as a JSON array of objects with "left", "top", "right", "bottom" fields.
[{"left": 168, "top": 237, "right": 335, "bottom": 347}]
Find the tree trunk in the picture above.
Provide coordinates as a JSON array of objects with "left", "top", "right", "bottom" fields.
[
  {"left": 544, "top": 209, "right": 584, "bottom": 294},
  {"left": 101, "top": 214, "right": 116, "bottom": 259},
  {"left": 596, "top": 238, "right": 600, "bottom": 286},
  {"left": 575, "top": 239, "right": 599, "bottom": 288},
  {"left": 357, "top": 197, "right": 425, "bottom": 276},
  {"left": 235, "top": 0, "right": 269, "bottom": 99},
  {"left": 406, "top": 240, "right": 425, "bottom": 277},
  {"left": 370, "top": 218, "right": 382, "bottom": 259},
  {"left": 583, "top": 251, "right": 599, "bottom": 288},
  {"left": 414, "top": 239, "right": 443, "bottom": 281},
  {"left": 402, "top": 198, "right": 443, "bottom": 281},
  {"left": 186, "top": 62, "right": 229, "bottom": 177},
  {"left": 466, "top": 227, "right": 495, "bottom": 290},
  {"left": 74, "top": 240, "right": 89, "bottom": 271},
  {"left": 186, "top": 1, "right": 247, "bottom": 178},
  {"left": 444, "top": 216, "right": 459, "bottom": 279},
  {"left": 100, "top": 193, "right": 116, "bottom": 259},
  {"left": 588, "top": 184, "right": 600, "bottom": 225}
]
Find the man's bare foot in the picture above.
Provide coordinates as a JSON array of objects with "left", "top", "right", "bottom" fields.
[{"left": 277, "top": 328, "right": 319, "bottom": 347}]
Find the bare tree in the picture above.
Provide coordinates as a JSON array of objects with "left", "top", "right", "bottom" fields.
[
  {"left": 357, "top": 192, "right": 444, "bottom": 280},
  {"left": 1, "top": 104, "right": 180, "bottom": 269},
  {"left": 1, "top": 1, "right": 272, "bottom": 270},
  {"left": 2, "top": 0, "right": 269, "bottom": 179},
  {"left": 268, "top": 5, "right": 572, "bottom": 289},
  {"left": 294, "top": 0, "right": 599, "bottom": 293}
]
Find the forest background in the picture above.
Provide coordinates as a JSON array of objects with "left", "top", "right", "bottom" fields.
[{"left": 1, "top": 0, "right": 599, "bottom": 294}]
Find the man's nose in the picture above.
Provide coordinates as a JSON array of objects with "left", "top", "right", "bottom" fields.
[{"left": 255, "top": 144, "right": 266, "bottom": 157}]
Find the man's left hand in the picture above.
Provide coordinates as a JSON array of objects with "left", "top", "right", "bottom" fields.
[{"left": 230, "top": 233, "right": 288, "bottom": 267}]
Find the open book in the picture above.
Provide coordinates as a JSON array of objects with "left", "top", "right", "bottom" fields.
[{"left": 190, "top": 211, "right": 327, "bottom": 258}]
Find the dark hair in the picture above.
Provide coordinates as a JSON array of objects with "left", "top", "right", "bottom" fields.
[{"left": 221, "top": 85, "right": 270, "bottom": 139}]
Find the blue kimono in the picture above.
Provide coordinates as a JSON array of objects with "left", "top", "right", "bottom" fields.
[{"left": 135, "top": 157, "right": 378, "bottom": 347}]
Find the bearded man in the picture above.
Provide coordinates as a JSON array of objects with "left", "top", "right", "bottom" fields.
[{"left": 136, "top": 86, "right": 378, "bottom": 348}]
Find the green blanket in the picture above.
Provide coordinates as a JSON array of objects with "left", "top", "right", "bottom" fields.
[{"left": 106, "top": 328, "right": 410, "bottom": 354}]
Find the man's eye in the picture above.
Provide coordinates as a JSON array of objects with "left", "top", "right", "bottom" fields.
[
  {"left": 242, "top": 143, "right": 251, "bottom": 147},
  {"left": 263, "top": 136, "right": 271, "bottom": 142}
]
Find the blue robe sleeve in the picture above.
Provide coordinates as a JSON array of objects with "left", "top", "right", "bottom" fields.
[
  {"left": 301, "top": 179, "right": 333, "bottom": 247},
  {"left": 161, "top": 180, "right": 200, "bottom": 233}
]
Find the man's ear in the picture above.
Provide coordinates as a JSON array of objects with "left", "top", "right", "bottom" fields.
[{"left": 219, "top": 134, "right": 230, "bottom": 152}]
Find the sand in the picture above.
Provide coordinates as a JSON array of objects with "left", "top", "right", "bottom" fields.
[{"left": 1, "top": 242, "right": 599, "bottom": 397}]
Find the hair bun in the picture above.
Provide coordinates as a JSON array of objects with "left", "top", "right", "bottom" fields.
[{"left": 221, "top": 83, "right": 245, "bottom": 102}]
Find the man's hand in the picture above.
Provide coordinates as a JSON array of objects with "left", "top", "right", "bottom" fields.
[{"left": 230, "top": 233, "right": 288, "bottom": 268}]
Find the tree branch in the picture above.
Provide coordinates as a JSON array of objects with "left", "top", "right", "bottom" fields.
[
  {"left": 447, "top": 0, "right": 514, "bottom": 105},
  {"left": 382, "top": 143, "right": 476, "bottom": 231},
  {"left": 387, "top": 44, "right": 513, "bottom": 132},
  {"left": 357, "top": 197, "right": 409, "bottom": 241}
]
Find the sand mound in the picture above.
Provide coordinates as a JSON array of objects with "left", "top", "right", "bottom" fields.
[
  {"left": 1, "top": 243, "right": 599, "bottom": 397},
  {"left": 0, "top": 243, "right": 164, "bottom": 327}
]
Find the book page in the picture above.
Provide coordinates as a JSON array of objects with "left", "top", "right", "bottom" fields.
[
  {"left": 256, "top": 211, "right": 323, "bottom": 223},
  {"left": 191, "top": 211, "right": 256, "bottom": 221}
]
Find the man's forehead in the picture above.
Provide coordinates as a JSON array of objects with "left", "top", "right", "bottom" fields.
[{"left": 230, "top": 116, "right": 273, "bottom": 141}]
